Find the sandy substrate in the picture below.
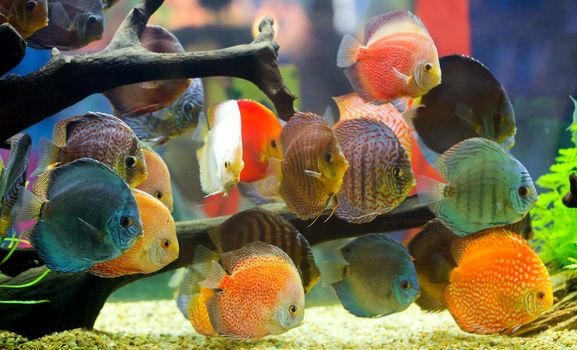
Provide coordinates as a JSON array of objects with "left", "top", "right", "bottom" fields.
[{"left": 0, "top": 300, "right": 575, "bottom": 349}]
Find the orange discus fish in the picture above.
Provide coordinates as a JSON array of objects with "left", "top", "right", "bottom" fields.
[
  {"left": 179, "top": 241, "right": 305, "bottom": 339},
  {"left": 333, "top": 117, "right": 414, "bottom": 223},
  {"left": 409, "top": 220, "right": 553, "bottom": 335},
  {"left": 279, "top": 112, "right": 348, "bottom": 221},
  {"left": 89, "top": 189, "right": 179, "bottom": 278},
  {"left": 136, "top": 147, "right": 173, "bottom": 211},
  {"left": 337, "top": 10, "right": 441, "bottom": 104},
  {"left": 237, "top": 99, "right": 283, "bottom": 183},
  {"left": 333, "top": 92, "right": 413, "bottom": 159}
]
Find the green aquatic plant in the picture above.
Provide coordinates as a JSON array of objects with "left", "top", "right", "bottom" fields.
[{"left": 533, "top": 97, "right": 577, "bottom": 269}]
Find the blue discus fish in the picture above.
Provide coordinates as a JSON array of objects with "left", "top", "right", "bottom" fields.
[
  {"left": 417, "top": 137, "right": 537, "bottom": 236},
  {"left": 0, "top": 133, "right": 31, "bottom": 236},
  {"left": 18, "top": 158, "right": 143, "bottom": 272},
  {"left": 319, "top": 234, "right": 420, "bottom": 318}
]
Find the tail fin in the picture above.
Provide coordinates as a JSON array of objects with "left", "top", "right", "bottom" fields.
[
  {"left": 31, "top": 138, "right": 60, "bottom": 177},
  {"left": 14, "top": 188, "right": 43, "bottom": 224},
  {"left": 408, "top": 219, "right": 457, "bottom": 311},
  {"left": 416, "top": 175, "right": 446, "bottom": 207},
  {"left": 337, "top": 34, "right": 360, "bottom": 68}
]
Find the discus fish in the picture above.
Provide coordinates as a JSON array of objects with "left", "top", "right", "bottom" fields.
[
  {"left": 89, "top": 189, "right": 178, "bottom": 278},
  {"left": 0, "top": 0, "right": 48, "bottom": 38},
  {"left": 208, "top": 208, "right": 319, "bottom": 292},
  {"left": 179, "top": 241, "right": 305, "bottom": 339},
  {"left": 121, "top": 78, "right": 204, "bottom": 145},
  {"left": 196, "top": 100, "right": 244, "bottom": 197},
  {"left": 409, "top": 220, "right": 553, "bottom": 334},
  {"left": 279, "top": 112, "right": 348, "bottom": 221},
  {"left": 0, "top": 134, "right": 31, "bottom": 236},
  {"left": 27, "top": 0, "right": 104, "bottom": 50},
  {"left": 319, "top": 234, "right": 419, "bottom": 318},
  {"left": 18, "top": 158, "right": 143, "bottom": 272},
  {"left": 36, "top": 112, "right": 147, "bottom": 188},
  {"left": 413, "top": 55, "right": 516, "bottom": 153},
  {"left": 334, "top": 117, "right": 414, "bottom": 223},
  {"left": 103, "top": 25, "right": 190, "bottom": 116},
  {"left": 237, "top": 99, "right": 283, "bottom": 183},
  {"left": 332, "top": 92, "right": 412, "bottom": 159},
  {"left": 135, "top": 147, "right": 173, "bottom": 211},
  {"left": 417, "top": 137, "right": 537, "bottom": 236},
  {"left": 337, "top": 10, "right": 441, "bottom": 104}
]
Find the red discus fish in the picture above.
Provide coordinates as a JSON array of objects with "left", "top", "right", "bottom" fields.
[
  {"left": 237, "top": 99, "right": 283, "bottom": 183},
  {"left": 409, "top": 220, "right": 553, "bottom": 335},
  {"left": 179, "top": 241, "right": 305, "bottom": 339},
  {"left": 333, "top": 92, "right": 413, "bottom": 159},
  {"left": 337, "top": 10, "right": 441, "bottom": 104},
  {"left": 89, "top": 189, "right": 179, "bottom": 278}
]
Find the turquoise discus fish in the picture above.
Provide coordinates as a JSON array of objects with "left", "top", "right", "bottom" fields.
[
  {"left": 18, "top": 158, "right": 143, "bottom": 272},
  {"left": 417, "top": 137, "right": 537, "bottom": 236},
  {"left": 334, "top": 117, "right": 415, "bottom": 223},
  {"left": 319, "top": 234, "right": 420, "bottom": 318}
]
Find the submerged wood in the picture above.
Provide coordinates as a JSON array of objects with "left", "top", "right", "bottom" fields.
[
  {"left": 0, "top": 0, "right": 296, "bottom": 141},
  {"left": 0, "top": 24, "right": 26, "bottom": 76},
  {"left": 0, "top": 196, "right": 433, "bottom": 339}
]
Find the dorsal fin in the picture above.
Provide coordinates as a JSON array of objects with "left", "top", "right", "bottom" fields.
[
  {"left": 364, "top": 10, "right": 428, "bottom": 46},
  {"left": 436, "top": 137, "right": 506, "bottom": 179},
  {"left": 220, "top": 241, "right": 296, "bottom": 273}
]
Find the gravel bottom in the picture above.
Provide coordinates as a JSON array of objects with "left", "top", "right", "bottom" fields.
[{"left": 0, "top": 301, "right": 574, "bottom": 349}]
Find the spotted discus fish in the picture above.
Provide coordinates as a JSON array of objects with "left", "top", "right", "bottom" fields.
[
  {"left": 409, "top": 220, "right": 553, "bottom": 335},
  {"left": 332, "top": 92, "right": 412, "bottom": 159},
  {"left": 35, "top": 112, "right": 147, "bottom": 188},
  {"left": 417, "top": 137, "right": 537, "bottom": 236},
  {"left": 89, "top": 189, "right": 178, "bottom": 278},
  {"left": 208, "top": 208, "right": 319, "bottom": 293},
  {"left": 135, "top": 147, "right": 173, "bottom": 211},
  {"left": 279, "top": 112, "right": 348, "bottom": 221},
  {"left": 178, "top": 241, "right": 305, "bottom": 339},
  {"left": 333, "top": 117, "right": 414, "bottom": 224},
  {"left": 0, "top": 134, "right": 31, "bottom": 236},
  {"left": 121, "top": 78, "right": 204, "bottom": 145}
]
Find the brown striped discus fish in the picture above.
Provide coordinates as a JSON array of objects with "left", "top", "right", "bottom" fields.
[
  {"left": 332, "top": 92, "right": 412, "bottom": 159},
  {"left": 279, "top": 112, "right": 349, "bottom": 221},
  {"left": 208, "top": 208, "right": 319, "bottom": 293},
  {"left": 416, "top": 137, "right": 537, "bottom": 236},
  {"left": 334, "top": 117, "right": 414, "bottom": 224},
  {"left": 35, "top": 112, "right": 147, "bottom": 188}
]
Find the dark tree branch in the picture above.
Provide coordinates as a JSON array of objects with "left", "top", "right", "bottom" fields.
[
  {"left": 0, "top": 24, "right": 26, "bottom": 76},
  {"left": 0, "top": 0, "right": 296, "bottom": 141}
]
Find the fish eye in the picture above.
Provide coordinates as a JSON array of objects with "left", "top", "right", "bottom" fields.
[
  {"left": 26, "top": 0, "right": 37, "bottom": 11},
  {"left": 120, "top": 216, "right": 133, "bottom": 227},
  {"left": 161, "top": 239, "right": 171, "bottom": 249},
  {"left": 493, "top": 112, "right": 503, "bottom": 123},
  {"left": 154, "top": 191, "right": 163, "bottom": 200},
  {"left": 518, "top": 186, "right": 528, "bottom": 197},
  {"left": 224, "top": 161, "right": 230, "bottom": 169},
  {"left": 183, "top": 102, "right": 193, "bottom": 114},
  {"left": 288, "top": 304, "right": 298, "bottom": 316},
  {"left": 270, "top": 139, "right": 277, "bottom": 149},
  {"left": 87, "top": 15, "right": 98, "bottom": 25},
  {"left": 324, "top": 152, "right": 333, "bottom": 163},
  {"left": 537, "top": 291, "right": 545, "bottom": 300},
  {"left": 392, "top": 167, "right": 402, "bottom": 177},
  {"left": 423, "top": 63, "right": 433, "bottom": 73},
  {"left": 125, "top": 156, "right": 136, "bottom": 168},
  {"left": 400, "top": 280, "right": 412, "bottom": 290}
]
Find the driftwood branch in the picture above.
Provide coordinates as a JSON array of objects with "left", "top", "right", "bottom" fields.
[
  {"left": 0, "top": 24, "right": 26, "bottom": 76},
  {"left": 0, "top": 197, "right": 433, "bottom": 339},
  {"left": 0, "top": 0, "right": 296, "bottom": 141}
]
